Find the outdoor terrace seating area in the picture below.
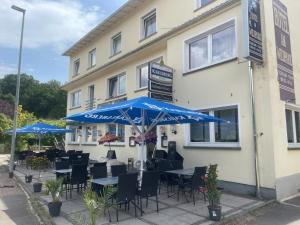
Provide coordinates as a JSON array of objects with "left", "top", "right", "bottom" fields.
[{"left": 12, "top": 148, "right": 265, "bottom": 225}]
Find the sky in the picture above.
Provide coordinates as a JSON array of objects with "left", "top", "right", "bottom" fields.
[{"left": 0, "top": 0, "right": 128, "bottom": 84}]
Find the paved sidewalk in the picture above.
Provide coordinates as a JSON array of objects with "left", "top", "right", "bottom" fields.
[{"left": 0, "top": 155, "right": 38, "bottom": 225}]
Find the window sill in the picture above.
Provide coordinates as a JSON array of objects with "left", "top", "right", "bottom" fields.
[
  {"left": 105, "top": 94, "right": 127, "bottom": 101},
  {"left": 194, "top": 1, "right": 215, "bottom": 13},
  {"left": 184, "top": 143, "right": 241, "bottom": 150},
  {"left": 72, "top": 73, "right": 80, "bottom": 78},
  {"left": 134, "top": 87, "right": 148, "bottom": 93},
  {"left": 183, "top": 57, "right": 237, "bottom": 76},
  {"left": 69, "top": 106, "right": 82, "bottom": 110},
  {"left": 139, "top": 32, "right": 157, "bottom": 43},
  {"left": 68, "top": 142, "right": 80, "bottom": 145},
  {"left": 288, "top": 144, "right": 300, "bottom": 150},
  {"left": 104, "top": 143, "right": 125, "bottom": 147},
  {"left": 82, "top": 142, "right": 97, "bottom": 146},
  {"left": 109, "top": 51, "right": 122, "bottom": 59},
  {"left": 87, "top": 65, "right": 96, "bottom": 71}
]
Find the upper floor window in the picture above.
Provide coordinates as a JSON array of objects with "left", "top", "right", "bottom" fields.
[
  {"left": 187, "top": 106, "right": 239, "bottom": 147},
  {"left": 70, "top": 90, "right": 81, "bottom": 108},
  {"left": 286, "top": 108, "right": 300, "bottom": 145},
  {"left": 141, "top": 10, "right": 156, "bottom": 39},
  {"left": 197, "top": 0, "right": 214, "bottom": 8},
  {"left": 73, "top": 59, "right": 80, "bottom": 76},
  {"left": 185, "top": 20, "right": 236, "bottom": 72},
  {"left": 88, "top": 85, "right": 95, "bottom": 110},
  {"left": 108, "top": 73, "right": 126, "bottom": 99},
  {"left": 137, "top": 58, "right": 162, "bottom": 89},
  {"left": 88, "top": 48, "right": 96, "bottom": 68},
  {"left": 111, "top": 33, "right": 121, "bottom": 56}
]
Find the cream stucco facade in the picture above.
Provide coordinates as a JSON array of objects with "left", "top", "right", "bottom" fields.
[{"left": 62, "top": 0, "right": 300, "bottom": 200}]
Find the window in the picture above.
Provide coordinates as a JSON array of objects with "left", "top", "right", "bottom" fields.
[
  {"left": 70, "top": 126, "right": 79, "bottom": 143},
  {"left": 70, "top": 90, "right": 81, "bottom": 108},
  {"left": 73, "top": 59, "right": 80, "bottom": 76},
  {"left": 137, "top": 58, "right": 162, "bottom": 89},
  {"left": 142, "top": 10, "right": 156, "bottom": 39},
  {"left": 108, "top": 73, "right": 126, "bottom": 99},
  {"left": 97, "top": 98, "right": 127, "bottom": 109},
  {"left": 107, "top": 124, "right": 125, "bottom": 143},
  {"left": 187, "top": 106, "right": 239, "bottom": 146},
  {"left": 84, "top": 125, "right": 98, "bottom": 143},
  {"left": 111, "top": 33, "right": 121, "bottom": 56},
  {"left": 88, "top": 85, "right": 95, "bottom": 110},
  {"left": 285, "top": 109, "right": 300, "bottom": 144},
  {"left": 185, "top": 20, "right": 236, "bottom": 71},
  {"left": 89, "top": 49, "right": 96, "bottom": 68},
  {"left": 197, "top": 0, "right": 214, "bottom": 8}
]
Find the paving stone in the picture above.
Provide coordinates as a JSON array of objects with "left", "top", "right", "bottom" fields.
[{"left": 220, "top": 193, "right": 256, "bottom": 208}]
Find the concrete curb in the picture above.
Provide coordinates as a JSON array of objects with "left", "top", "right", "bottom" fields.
[{"left": 13, "top": 170, "right": 56, "bottom": 225}]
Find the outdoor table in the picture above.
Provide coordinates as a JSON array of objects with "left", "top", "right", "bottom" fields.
[
  {"left": 164, "top": 168, "right": 195, "bottom": 201},
  {"left": 53, "top": 169, "right": 72, "bottom": 174},
  {"left": 91, "top": 177, "right": 118, "bottom": 186}
]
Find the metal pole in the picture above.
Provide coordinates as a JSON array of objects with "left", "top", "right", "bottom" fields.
[
  {"left": 9, "top": 5, "right": 26, "bottom": 178},
  {"left": 249, "top": 60, "right": 262, "bottom": 199},
  {"left": 141, "top": 109, "right": 145, "bottom": 173}
]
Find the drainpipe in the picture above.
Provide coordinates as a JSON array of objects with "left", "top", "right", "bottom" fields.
[{"left": 248, "top": 60, "right": 262, "bottom": 199}]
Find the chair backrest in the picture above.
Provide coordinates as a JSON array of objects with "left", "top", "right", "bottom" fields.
[
  {"left": 76, "top": 151, "right": 83, "bottom": 154},
  {"left": 192, "top": 166, "right": 207, "bottom": 189},
  {"left": 156, "top": 159, "right": 171, "bottom": 172},
  {"left": 93, "top": 162, "right": 107, "bottom": 167},
  {"left": 140, "top": 171, "right": 160, "bottom": 197},
  {"left": 67, "top": 150, "right": 75, "bottom": 155},
  {"left": 111, "top": 164, "right": 127, "bottom": 177},
  {"left": 81, "top": 153, "right": 90, "bottom": 162},
  {"left": 71, "top": 164, "right": 88, "bottom": 183},
  {"left": 116, "top": 173, "right": 138, "bottom": 202},
  {"left": 55, "top": 161, "right": 69, "bottom": 170},
  {"left": 91, "top": 164, "right": 107, "bottom": 179}
]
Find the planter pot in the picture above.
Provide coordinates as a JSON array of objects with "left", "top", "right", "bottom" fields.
[
  {"left": 25, "top": 175, "right": 33, "bottom": 183},
  {"left": 208, "top": 205, "right": 222, "bottom": 221},
  {"left": 33, "top": 182, "right": 43, "bottom": 193},
  {"left": 48, "top": 201, "right": 62, "bottom": 217}
]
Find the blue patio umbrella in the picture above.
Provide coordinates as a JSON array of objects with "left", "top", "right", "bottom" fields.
[
  {"left": 6, "top": 122, "right": 72, "bottom": 151},
  {"left": 66, "top": 96, "right": 223, "bottom": 171}
]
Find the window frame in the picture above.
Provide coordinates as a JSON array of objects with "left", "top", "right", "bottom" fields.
[
  {"left": 106, "top": 123, "right": 125, "bottom": 144},
  {"left": 141, "top": 9, "right": 157, "bottom": 40},
  {"left": 195, "top": 0, "right": 215, "bottom": 9},
  {"left": 70, "top": 90, "right": 81, "bottom": 109},
  {"left": 73, "top": 59, "right": 80, "bottom": 77},
  {"left": 83, "top": 124, "right": 98, "bottom": 144},
  {"left": 285, "top": 104, "right": 300, "bottom": 148},
  {"left": 185, "top": 104, "right": 240, "bottom": 148},
  {"left": 136, "top": 57, "right": 162, "bottom": 90},
  {"left": 88, "top": 48, "right": 96, "bottom": 68},
  {"left": 183, "top": 19, "right": 237, "bottom": 73},
  {"left": 69, "top": 126, "right": 80, "bottom": 144},
  {"left": 107, "top": 73, "right": 126, "bottom": 99},
  {"left": 111, "top": 32, "right": 122, "bottom": 56}
]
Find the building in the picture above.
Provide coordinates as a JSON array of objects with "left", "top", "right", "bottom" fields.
[{"left": 62, "top": 0, "right": 300, "bottom": 200}]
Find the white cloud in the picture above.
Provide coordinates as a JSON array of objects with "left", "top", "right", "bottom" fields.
[
  {"left": 0, "top": 62, "right": 17, "bottom": 78},
  {"left": 0, "top": 0, "right": 104, "bottom": 52}
]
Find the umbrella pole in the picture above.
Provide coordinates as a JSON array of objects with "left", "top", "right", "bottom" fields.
[
  {"left": 39, "top": 134, "right": 41, "bottom": 152},
  {"left": 141, "top": 109, "right": 145, "bottom": 173}
]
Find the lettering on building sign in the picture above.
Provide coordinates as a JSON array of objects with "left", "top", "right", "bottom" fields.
[
  {"left": 273, "top": 0, "right": 295, "bottom": 103},
  {"left": 148, "top": 62, "right": 174, "bottom": 102},
  {"left": 243, "top": 0, "right": 263, "bottom": 63}
]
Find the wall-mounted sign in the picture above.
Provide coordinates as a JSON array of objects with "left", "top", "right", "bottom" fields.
[
  {"left": 148, "top": 62, "right": 173, "bottom": 102},
  {"left": 242, "top": 0, "right": 263, "bottom": 63},
  {"left": 273, "top": 0, "right": 295, "bottom": 102},
  {"left": 148, "top": 92, "right": 173, "bottom": 102}
]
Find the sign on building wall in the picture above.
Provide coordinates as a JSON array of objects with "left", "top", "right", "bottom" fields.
[
  {"left": 242, "top": 0, "right": 263, "bottom": 63},
  {"left": 273, "top": 0, "right": 295, "bottom": 103},
  {"left": 148, "top": 62, "right": 173, "bottom": 102}
]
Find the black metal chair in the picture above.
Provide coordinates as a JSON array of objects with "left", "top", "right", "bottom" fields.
[
  {"left": 138, "top": 171, "right": 160, "bottom": 216},
  {"left": 113, "top": 173, "right": 138, "bottom": 221},
  {"left": 179, "top": 166, "right": 207, "bottom": 205},
  {"left": 81, "top": 153, "right": 90, "bottom": 164},
  {"left": 107, "top": 150, "right": 116, "bottom": 159},
  {"left": 111, "top": 164, "right": 127, "bottom": 177},
  {"left": 91, "top": 164, "right": 107, "bottom": 179},
  {"left": 156, "top": 159, "right": 179, "bottom": 195},
  {"left": 66, "top": 164, "right": 88, "bottom": 198}
]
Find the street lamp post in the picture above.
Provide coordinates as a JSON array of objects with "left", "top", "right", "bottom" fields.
[{"left": 9, "top": 5, "right": 26, "bottom": 178}]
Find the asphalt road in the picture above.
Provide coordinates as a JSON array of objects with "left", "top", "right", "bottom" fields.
[{"left": 0, "top": 155, "right": 38, "bottom": 225}]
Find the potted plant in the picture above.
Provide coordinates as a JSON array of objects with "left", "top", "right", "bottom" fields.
[
  {"left": 206, "top": 164, "right": 222, "bottom": 221},
  {"left": 25, "top": 156, "right": 33, "bottom": 183},
  {"left": 76, "top": 185, "right": 116, "bottom": 225},
  {"left": 45, "top": 178, "right": 63, "bottom": 217},
  {"left": 31, "top": 156, "right": 50, "bottom": 192}
]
